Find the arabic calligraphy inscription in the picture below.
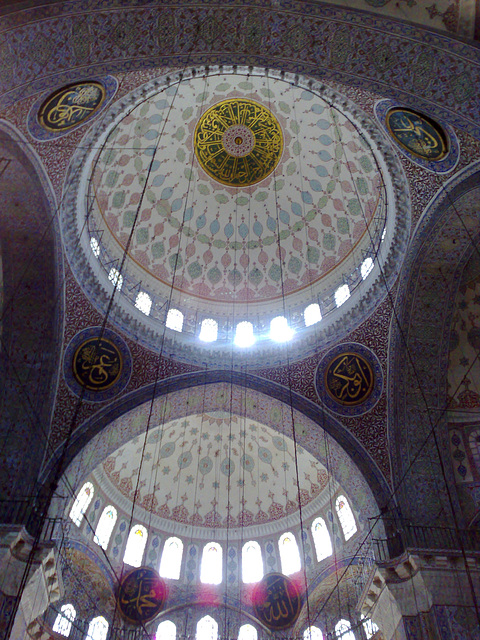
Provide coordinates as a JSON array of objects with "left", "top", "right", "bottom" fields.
[
  {"left": 194, "top": 99, "right": 283, "bottom": 187},
  {"left": 386, "top": 108, "right": 448, "bottom": 161},
  {"left": 38, "top": 82, "right": 106, "bottom": 132},
  {"left": 252, "top": 573, "right": 301, "bottom": 630},
  {"left": 72, "top": 337, "right": 122, "bottom": 392},
  {"left": 324, "top": 352, "right": 374, "bottom": 406},
  {"left": 118, "top": 566, "right": 167, "bottom": 624}
]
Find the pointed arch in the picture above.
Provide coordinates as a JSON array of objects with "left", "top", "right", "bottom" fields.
[
  {"left": 335, "top": 495, "right": 357, "bottom": 541},
  {"left": 52, "top": 604, "right": 76, "bottom": 637},
  {"left": 93, "top": 505, "right": 117, "bottom": 550},
  {"left": 86, "top": 616, "right": 108, "bottom": 640},
  {"left": 159, "top": 536, "right": 183, "bottom": 580},
  {"left": 157, "top": 620, "right": 176, "bottom": 640},
  {"left": 123, "top": 524, "right": 148, "bottom": 567},
  {"left": 304, "top": 626, "right": 323, "bottom": 640},
  {"left": 311, "top": 517, "right": 333, "bottom": 561},
  {"left": 238, "top": 624, "right": 257, "bottom": 640},
  {"left": 196, "top": 616, "right": 218, "bottom": 640},
  {"left": 242, "top": 540, "right": 263, "bottom": 583},
  {"left": 278, "top": 532, "right": 301, "bottom": 575},
  {"left": 69, "top": 482, "right": 94, "bottom": 526},
  {"left": 200, "top": 542, "right": 222, "bottom": 584}
]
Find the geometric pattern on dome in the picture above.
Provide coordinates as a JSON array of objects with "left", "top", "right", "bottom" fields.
[
  {"left": 194, "top": 99, "right": 283, "bottom": 187},
  {"left": 90, "top": 73, "right": 383, "bottom": 309},
  {"left": 100, "top": 412, "right": 329, "bottom": 529}
]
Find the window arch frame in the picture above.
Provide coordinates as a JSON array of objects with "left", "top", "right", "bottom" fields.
[
  {"left": 238, "top": 624, "right": 258, "bottom": 640},
  {"left": 86, "top": 616, "right": 109, "bottom": 640},
  {"left": 156, "top": 620, "right": 176, "bottom": 640},
  {"left": 93, "top": 505, "right": 117, "bottom": 550},
  {"left": 69, "top": 482, "right": 94, "bottom": 527},
  {"left": 335, "top": 619, "right": 355, "bottom": 640},
  {"left": 311, "top": 517, "right": 333, "bottom": 562},
  {"left": 278, "top": 531, "right": 301, "bottom": 576},
  {"left": 52, "top": 604, "right": 76, "bottom": 637},
  {"left": 196, "top": 615, "right": 218, "bottom": 640},
  {"left": 200, "top": 541, "right": 223, "bottom": 585},
  {"left": 123, "top": 524, "right": 148, "bottom": 567},
  {"left": 159, "top": 536, "right": 184, "bottom": 580},
  {"left": 241, "top": 540, "right": 264, "bottom": 584},
  {"left": 335, "top": 494, "right": 357, "bottom": 541},
  {"left": 303, "top": 626, "right": 323, "bottom": 640}
]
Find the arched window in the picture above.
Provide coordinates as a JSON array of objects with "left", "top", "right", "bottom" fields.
[
  {"left": 199, "top": 318, "right": 218, "bottom": 342},
  {"left": 304, "top": 626, "right": 323, "bottom": 640},
  {"left": 166, "top": 308, "right": 183, "bottom": 332},
  {"left": 86, "top": 616, "right": 108, "bottom": 640},
  {"left": 242, "top": 540, "right": 263, "bottom": 583},
  {"left": 335, "top": 619, "right": 355, "bottom": 640},
  {"left": 311, "top": 517, "right": 332, "bottom": 561},
  {"left": 270, "top": 316, "right": 294, "bottom": 342},
  {"left": 278, "top": 532, "right": 301, "bottom": 575},
  {"left": 361, "top": 614, "right": 379, "bottom": 639},
  {"left": 93, "top": 505, "right": 117, "bottom": 550},
  {"left": 52, "top": 604, "right": 76, "bottom": 637},
  {"left": 335, "top": 495, "right": 357, "bottom": 541},
  {"left": 135, "top": 291, "right": 152, "bottom": 315},
  {"left": 335, "top": 284, "right": 350, "bottom": 307},
  {"left": 469, "top": 429, "right": 480, "bottom": 471},
  {"left": 69, "top": 482, "right": 94, "bottom": 527},
  {"left": 196, "top": 616, "right": 218, "bottom": 640},
  {"left": 234, "top": 321, "right": 254, "bottom": 348},
  {"left": 200, "top": 542, "right": 222, "bottom": 584},
  {"left": 238, "top": 624, "right": 257, "bottom": 640},
  {"left": 159, "top": 536, "right": 183, "bottom": 580},
  {"left": 157, "top": 620, "right": 176, "bottom": 640},
  {"left": 123, "top": 524, "right": 148, "bottom": 567},
  {"left": 108, "top": 267, "right": 123, "bottom": 290},
  {"left": 90, "top": 237, "right": 100, "bottom": 258},
  {"left": 304, "top": 303, "right": 322, "bottom": 327},
  {"left": 360, "top": 257, "right": 374, "bottom": 280}
]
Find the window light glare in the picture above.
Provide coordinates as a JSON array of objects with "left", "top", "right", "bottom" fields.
[
  {"left": 304, "top": 303, "right": 322, "bottom": 327},
  {"left": 200, "top": 542, "right": 223, "bottom": 584},
  {"left": 108, "top": 267, "right": 123, "bottom": 291},
  {"left": 278, "top": 532, "right": 301, "bottom": 576},
  {"left": 90, "top": 237, "right": 100, "bottom": 258},
  {"left": 53, "top": 604, "right": 76, "bottom": 637},
  {"left": 270, "top": 316, "right": 294, "bottom": 342},
  {"left": 334, "top": 284, "right": 350, "bottom": 308},
  {"left": 166, "top": 308, "right": 183, "bottom": 332},
  {"left": 361, "top": 257, "right": 374, "bottom": 280},
  {"left": 242, "top": 541, "right": 264, "bottom": 584},
  {"left": 159, "top": 536, "right": 183, "bottom": 580},
  {"left": 234, "top": 321, "right": 255, "bottom": 348},
  {"left": 361, "top": 614, "right": 379, "bottom": 639},
  {"left": 199, "top": 318, "right": 218, "bottom": 343},
  {"left": 135, "top": 291, "right": 152, "bottom": 316}
]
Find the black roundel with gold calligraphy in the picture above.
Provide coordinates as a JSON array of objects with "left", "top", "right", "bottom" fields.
[
  {"left": 252, "top": 573, "right": 301, "bottom": 630},
  {"left": 38, "top": 81, "right": 106, "bottom": 132},
  {"left": 118, "top": 566, "right": 167, "bottom": 625},
  {"left": 194, "top": 98, "right": 283, "bottom": 187},
  {"left": 64, "top": 327, "right": 132, "bottom": 402},
  {"left": 386, "top": 108, "right": 448, "bottom": 161},
  {"left": 315, "top": 343, "right": 383, "bottom": 417}
]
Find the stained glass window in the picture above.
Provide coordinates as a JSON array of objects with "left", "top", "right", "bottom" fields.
[
  {"left": 157, "top": 620, "right": 176, "bottom": 640},
  {"left": 159, "top": 536, "right": 183, "bottom": 580},
  {"left": 278, "top": 532, "right": 301, "bottom": 575},
  {"left": 123, "top": 524, "right": 148, "bottom": 567},
  {"left": 135, "top": 291, "right": 152, "bottom": 315},
  {"left": 52, "top": 604, "right": 76, "bottom": 637},
  {"left": 238, "top": 624, "right": 257, "bottom": 640},
  {"left": 335, "top": 495, "right": 357, "bottom": 541},
  {"left": 200, "top": 542, "right": 222, "bottom": 584},
  {"left": 196, "top": 616, "right": 218, "bottom": 640},
  {"left": 86, "top": 616, "right": 108, "bottom": 640},
  {"left": 335, "top": 619, "right": 355, "bottom": 640},
  {"left": 311, "top": 517, "right": 332, "bottom": 561},
  {"left": 304, "top": 626, "right": 323, "bottom": 640},
  {"left": 108, "top": 267, "right": 123, "bottom": 291},
  {"left": 166, "top": 308, "right": 183, "bottom": 332},
  {"left": 93, "top": 505, "right": 117, "bottom": 550},
  {"left": 69, "top": 482, "right": 94, "bottom": 527},
  {"left": 242, "top": 540, "right": 263, "bottom": 583}
]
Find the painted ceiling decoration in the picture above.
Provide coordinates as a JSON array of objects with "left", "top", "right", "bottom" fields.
[
  {"left": 64, "top": 67, "right": 410, "bottom": 366},
  {"left": 94, "top": 411, "right": 330, "bottom": 530}
]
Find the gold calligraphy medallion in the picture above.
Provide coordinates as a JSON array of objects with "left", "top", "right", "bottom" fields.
[
  {"left": 324, "top": 352, "right": 374, "bottom": 406},
  {"left": 118, "top": 566, "right": 167, "bottom": 625},
  {"left": 38, "top": 82, "right": 106, "bottom": 132},
  {"left": 72, "top": 337, "right": 122, "bottom": 392},
  {"left": 386, "top": 108, "right": 448, "bottom": 161},
  {"left": 194, "top": 99, "right": 283, "bottom": 187},
  {"left": 252, "top": 573, "right": 301, "bottom": 630}
]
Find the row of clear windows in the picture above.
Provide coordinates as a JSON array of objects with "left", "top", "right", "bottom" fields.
[
  {"left": 92, "top": 237, "right": 374, "bottom": 345},
  {"left": 70, "top": 483, "right": 357, "bottom": 582},
  {"left": 53, "top": 608, "right": 378, "bottom": 640}
]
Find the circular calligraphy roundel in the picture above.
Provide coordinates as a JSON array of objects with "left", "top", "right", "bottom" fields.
[
  {"left": 315, "top": 343, "right": 383, "bottom": 417},
  {"left": 385, "top": 108, "right": 448, "bottom": 161},
  {"left": 63, "top": 327, "right": 132, "bottom": 402},
  {"left": 38, "top": 81, "right": 106, "bottom": 132},
  {"left": 118, "top": 566, "right": 167, "bottom": 625},
  {"left": 252, "top": 573, "right": 301, "bottom": 630},
  {"left": 194, "top": 98, "right": 283, "bottom": 187}
]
